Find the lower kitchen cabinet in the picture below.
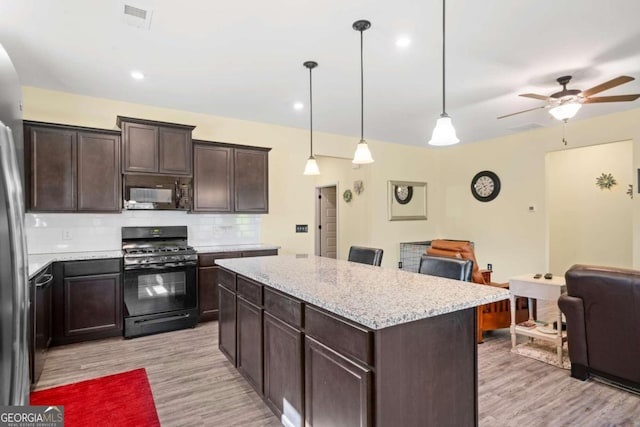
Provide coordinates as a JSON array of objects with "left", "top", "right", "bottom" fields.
[
  {"left": 305, "top": 336, "right": 372, "bottom": 427},
  {"left": 263, "top": 312, "right": 303, "bottom": 426},
  {"left": 198, "top": 249, "right": 277, "bottom": 323},
  {"left": 218, "top": 281, "right": 237, "bottom": 364},
  {"left": 236, "top": 296, "right": 263, "bottom": 394},
  {"left": 52, "top": 259, "right": 123, "bottom": 345}
]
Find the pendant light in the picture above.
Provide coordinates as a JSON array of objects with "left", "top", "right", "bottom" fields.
[
  {"left": 352, "top": 19, "right": 374, "bottom": 164},
  {"left": 303, "top": 61, "right": 320, "bottom": 175},
  {"left": 428, "top": 0, "right": 460, "bottom": 146}
]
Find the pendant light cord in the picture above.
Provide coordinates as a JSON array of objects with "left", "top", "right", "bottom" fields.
[
  {"left": 360, "top": 29, "right": 365, "bottom": 141},
  {"left": 442, "top": 0, "right": 446, "bottom": 116},
  {"left": 309, "top": 66, "right": 313, "bottom": 156}
]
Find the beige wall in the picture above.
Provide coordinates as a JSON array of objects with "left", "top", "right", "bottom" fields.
[
  {"left": 22, "top": 86, "right": 640, "bottom": 276},
  {"left": 547, "top": 141, "right": 633, "bottom": 274},
  {"left": 438, "top": 111, "right": 640, "bottom": 281}
]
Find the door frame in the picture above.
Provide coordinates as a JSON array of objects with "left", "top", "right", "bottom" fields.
[{"left": 315, "top": 183, "right": 339, "bottom": 258}]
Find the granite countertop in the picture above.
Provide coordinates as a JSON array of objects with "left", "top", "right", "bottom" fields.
[
  {"left": 27, "top": 244, "right": 279, "bottom": 279},
  {"left": 192, "top": 244, "right": 280, "bottom": 253},
  {"left": 28, "top": 251, "right": 124, "bottom": 279},
  {"left": 217, "top": 255, "right": 510, "bottom": 330}
]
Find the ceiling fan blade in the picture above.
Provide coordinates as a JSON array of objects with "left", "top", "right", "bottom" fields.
[
  {"left": 583, "top": 94, "right": 640, "bottom": 103},
  {"left": 497, "top": 105, "right": 546, "bottom": 119},
  {"left": 581, "top": 76, "right": 634, "bottom": 97},
  {"left": 519, "top": 93, "right": 549, "bottom": 101}
]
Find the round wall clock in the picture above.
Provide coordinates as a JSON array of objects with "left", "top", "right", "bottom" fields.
[
  {"left": 394, "top": 185, "right": 413, "bottom": 205},
  {"left": 471, "top": 171, "right": 501, "bottom": 202}
]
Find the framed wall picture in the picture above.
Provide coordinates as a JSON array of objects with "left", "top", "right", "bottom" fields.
[{"left": 388, "top": 180, "right": 427, "bottom": 221}]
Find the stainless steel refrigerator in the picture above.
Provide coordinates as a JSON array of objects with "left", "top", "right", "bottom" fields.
[{"left": 0, "top": 42, "right": 29, "bottom": 406}]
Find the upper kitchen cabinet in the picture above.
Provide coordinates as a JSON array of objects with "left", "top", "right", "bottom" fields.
[
  {"left": 234, "top": 148, "right": 269, "bottom": 213},
  {"left": 24, "top": 122, "right": 121, "bottom": 213},
  {"left": 117, "top": 116, "right": 195, "bottom": 176},
  {"left": 193, "top": 141, "right": 270, "bottom": 213}
]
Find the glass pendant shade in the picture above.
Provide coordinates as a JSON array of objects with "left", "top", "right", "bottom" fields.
[
  {"left": 549, "top": 102, "right": 582, "bottom": 121},
  {"left": 428, "top": 114, "right": 459, "bottom": 146},
  {"left": 303, "top": 156, "right": 320, "bottom": 175},
  {"left": 353, "top": 140, "right": 374, "bottom": 164}
]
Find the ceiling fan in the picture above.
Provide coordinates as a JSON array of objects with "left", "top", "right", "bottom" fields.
[{"left": 498, "top": 75, "right": 640, "bottom": 121}]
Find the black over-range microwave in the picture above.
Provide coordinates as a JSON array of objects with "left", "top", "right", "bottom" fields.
[{"left": 123, "top": 174, "right": 192, "bottom": 210}]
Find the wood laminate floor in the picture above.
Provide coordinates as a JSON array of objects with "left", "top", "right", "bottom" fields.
[{"left": 35, "top": 322, "right": 639, "bottom": 427}]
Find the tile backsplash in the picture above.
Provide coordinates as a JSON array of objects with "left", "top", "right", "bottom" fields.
[{"left": 25, "top": 211, "right": 261, "bottom": 254}]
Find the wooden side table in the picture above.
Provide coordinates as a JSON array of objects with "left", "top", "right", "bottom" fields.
[{"left": 508, "top": 274, "right": 567, "bottom": 365}]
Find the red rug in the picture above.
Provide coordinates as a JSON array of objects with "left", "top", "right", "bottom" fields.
[{"left": 30, "top": 368, "right": 160, "bottom": 427}]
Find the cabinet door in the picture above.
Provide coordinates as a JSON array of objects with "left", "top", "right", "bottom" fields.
[
  {"left": 159, "top": 127, "right": 192, "bottom": 175},
  {"left": 193, "top": 144, "right": 233, "bottom": 212},
  {"left": 305, "top": 336, "right": 372, "bottom": 427},
  {"left": 28, "top": 126, "right": 76, "bottom": 211},
  {"left": 234, "top": 148, "right": 268, "bottom": 213},
  {"left": 237, "top": 296, "right": 263, "bottom": 394},
  {"left": 122, "top": 122, "right": 158, "bottom": 173},
  {"left": 77, "top": 132, "right": 121, "bottom": 212},
  {"left": 218, "top": 284, "right": 237, "bottom": 365},
  {"left": 63, "top": 273, "right": 122, "bottom": 339},
  {"left": 198, "top": 266, "right": 219, "bottom": 322},
  {"left": 264, "top": 313, "right": 303, "bottom": 426}
]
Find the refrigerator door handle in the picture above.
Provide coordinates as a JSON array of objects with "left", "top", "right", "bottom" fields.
[{"left": 0, "top": 123, "right": 30, "bottom": 405}]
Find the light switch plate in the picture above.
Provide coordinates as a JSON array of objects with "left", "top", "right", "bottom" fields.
[{"left": 295, "top": 224, "right": 308, "bottom": 233}]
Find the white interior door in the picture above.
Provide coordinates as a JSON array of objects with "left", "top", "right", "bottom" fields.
[{"left": 317, "top": 186, "right": 337, "bottom": 258}]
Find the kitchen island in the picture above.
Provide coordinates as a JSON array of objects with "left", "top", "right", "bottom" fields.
[{"left": 216, "top": 255, "right": 509, "bottom": 427}]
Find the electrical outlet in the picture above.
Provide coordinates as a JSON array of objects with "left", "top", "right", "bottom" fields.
[
  {"left": 295, "top": 224, "right": 308, "bottom": 233},
  {"left": 398, "top": 261, "right": 403, "bottom": 269},
  {"left": 487, "top": 263, "right": 493, "bottom": 271},
  {"left": 62, "top": 229, "right": 73, "bottom": 240}
]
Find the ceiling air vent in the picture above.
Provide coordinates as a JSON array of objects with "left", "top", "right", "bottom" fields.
[{"left": 121, "top": 2, "right": 153, "bottom": 30}]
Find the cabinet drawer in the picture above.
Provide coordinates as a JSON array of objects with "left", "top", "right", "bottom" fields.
[
  {"left": 199, "top": 251, "right": 242, "bottom": 267},
  {"left": 264, "top": 288, "right": 302, "bottom": 328},
  {"left": 218, "top": 268, "right": 236, "bottom": 291},
  {"left": 242, "top": 249, "right": 278, "bottom": 258},
  {"left": 305, "top": 305, "right": 373, "bottom": 366},
  {"left": 64, "top": 258, "right": 121, "bottom": 277},
  {"left": 237, "top": 276, "right": 262, "bottom": 306}
]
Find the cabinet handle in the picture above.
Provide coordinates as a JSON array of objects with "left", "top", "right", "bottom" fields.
[{"left": 35, "top": 274, "right": 53, "bottom": 288}]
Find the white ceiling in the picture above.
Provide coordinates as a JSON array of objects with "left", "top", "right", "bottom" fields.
[{"left": 1, "top": 0, "right": 639, "bottom": 147}]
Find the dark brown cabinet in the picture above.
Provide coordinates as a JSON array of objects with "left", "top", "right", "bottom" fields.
[
  {"left": 118, "top": 116, "right": 194, "bottom": 176},
  {"left": 197, "top": 251, "right": 241, "bottom": 322},
  {"left": 52, "top": 259, "right": 122, "bottom": 345},
  {"left": 193, "top": 141, "right": 270, "bottom": 213},
  {"left": 24, "top": 122, "right": 121, "bottom": 213},
  {"left": 237, "top": 296, "right": 263, "bottom": 394},
  {"left": 218, "top": 283, "right": 237, "bottom": 365},
  {"left": 198, "top": 249, "right": 277, "bottom": 323},
  {"left": 193, "top": 143, "right": 233, "bottom": 212},
  {"left": 305, "top": 336, "right": 372, "bottom": 427},
  {"left": 263, "top": 312, "right": 303, "bottom": 425},
  {"left": 234, "top": 148, "right": 269, "bottom": 213}
]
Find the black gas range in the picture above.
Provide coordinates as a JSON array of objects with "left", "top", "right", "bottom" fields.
[{"left": 121, "top": 226, "right": 199, "bottom": 338}]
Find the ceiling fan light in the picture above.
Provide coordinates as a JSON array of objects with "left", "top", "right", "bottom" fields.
[
  {"left": 303, "top": 156, "right": 320, "bottom": 175},
  {"left": 549, "top": 102, "right": 582, "bottom": 121},
  {"left": 428, "top": 115, "right": 460, "bottom": 146},
  {"left": 353, "top": 140, "right": 374, "bottom": 164}
]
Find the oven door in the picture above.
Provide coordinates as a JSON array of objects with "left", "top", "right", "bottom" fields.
[{"left": 123, "top": 264, "right": 197, "bottom": 317}]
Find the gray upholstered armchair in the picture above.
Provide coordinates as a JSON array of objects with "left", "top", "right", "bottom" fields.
[{"left": 558, "top": 264, "right": 640, "bottom": 390}]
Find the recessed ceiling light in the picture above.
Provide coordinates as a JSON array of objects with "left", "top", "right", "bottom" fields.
[
  {"left": 130, "top": 70, "right": 145, "bottom": 80},
  {"left": 293, "top": 102, "right": 304, "bottom": 110},
  {"left": 396, "top": 36, "right": 411, "bottom": 48}
]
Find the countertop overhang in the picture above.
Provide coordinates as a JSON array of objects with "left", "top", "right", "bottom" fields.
[{"left": 217, "top": 255, "right": 510, "bottom": 330}]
